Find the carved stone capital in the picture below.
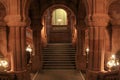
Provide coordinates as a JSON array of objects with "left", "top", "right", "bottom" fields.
[
  {"left": 4, "top": 15, "right": 26, "bottom": 27},
  {"left": 92, "top": 14, "right": 110, "bottom": 27},
  {"left": 86, "top": 14, "right": 110, "bottom": 27}
]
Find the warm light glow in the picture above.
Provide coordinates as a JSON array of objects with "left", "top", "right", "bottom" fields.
[
  {"left": 0, "top": 60, "right": 9, "bottom": 68},
  {"left": 0, "top": 59, "right": 9, "bottom": 71},
  {"left": 26, "top": 45, "right": 32, "bottom": 53},
  {"left": 57, "top": 19, "right": 62, "bottom": 22},
  {"left": 86, "top": 48, "right": 89, "bottom": 53},
  {"left": 107, "top": 54, "right": 119, "bottom": 71},
  {"left": 111, "top": 54, "right": 115, "bottom": 59}
]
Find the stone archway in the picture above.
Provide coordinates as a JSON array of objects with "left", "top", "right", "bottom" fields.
[
  {"left": 41, "top": 4, "right": 76, "bottom": 43},
  {"left": 108, "top": 0, "right": 120, "bottom": 60}
]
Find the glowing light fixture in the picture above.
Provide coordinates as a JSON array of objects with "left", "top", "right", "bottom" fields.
[
  {"left": 26, "top": 45, "right": 32, "bottom": 53},
  {"left": 0, "top": 59, "right": 9, "bottom": 72},
  {"left": 83, "top": 48, "right": 89, "bottom": 56},
  {"left": 107, "top": 54, "right": 119, "bottom": 71},
  {"left": 86, "top": 48, "right": 89, "bottom": 53}
]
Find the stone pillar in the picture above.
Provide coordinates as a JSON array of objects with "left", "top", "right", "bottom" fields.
[
  {"left": 4, "top": 15, "right": 30, "bottom": 80},
  {"left": 0, "top": 22, "right": 8, "bottom": 57},
  {"left": 76, "top": 25, "right": 87, "bottom": 70},
  {"left": 86, "top": 14, "right": 109, "bottom": 80},
  {"left": 31, "top": 23, "right": 42, "bottom": 72}
]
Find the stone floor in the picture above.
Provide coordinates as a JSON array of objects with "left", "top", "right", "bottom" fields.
[{"left": 31, "top": 70, "right": 84, "bottom": 80}]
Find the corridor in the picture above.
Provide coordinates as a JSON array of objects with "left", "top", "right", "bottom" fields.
[{"left": 32, "top": 70, "right": 84, "bottom": 80}]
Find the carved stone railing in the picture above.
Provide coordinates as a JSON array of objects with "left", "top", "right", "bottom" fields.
[
  {"left": 98, "top": 70, "right": 120, "bottom": 80},
  {"left": 0, "top": 72, "right": 16, "bottom": 80}
]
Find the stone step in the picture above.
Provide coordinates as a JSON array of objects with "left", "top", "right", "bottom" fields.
[
  {"left": 43, "top": 66, "right": 76, "bottom": 69},
  {"left": 42, "top": 43, "right": 76, "bottom": 70},
  {"left": 43, "top": 53, "right": 75, "bottom": 56}
]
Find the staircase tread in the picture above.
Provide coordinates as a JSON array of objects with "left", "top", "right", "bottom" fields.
[{"left": 42, "top": 43, "right": 76, "bottom": 69}]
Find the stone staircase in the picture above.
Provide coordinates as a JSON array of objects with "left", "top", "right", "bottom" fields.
[{"left": 42, "top": 43, "right": 76, "bottom": 69}]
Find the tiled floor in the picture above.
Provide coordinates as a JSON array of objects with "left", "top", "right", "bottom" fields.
[{"left": 32, "top": 70, "right": 84, "bottom": 80}]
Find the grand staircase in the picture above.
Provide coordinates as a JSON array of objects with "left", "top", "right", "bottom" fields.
[{"left": 42, "top": 43, "right": 76, "bottom": 69}]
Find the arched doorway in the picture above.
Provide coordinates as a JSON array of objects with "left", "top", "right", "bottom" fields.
[
  {"left": 41, "top": 5, "right": 77, "bottom": 69},
  {"left": 42, "top": 4, "right": 76, "bottom": 43}
]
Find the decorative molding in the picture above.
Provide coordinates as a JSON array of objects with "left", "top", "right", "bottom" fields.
[
  {"left": 92, "top": 14, "right": 110, "bottom": 27},
  {"left": 86, "top": 14, "right": 110, "bottom": 27},
  {"left": 4, "top": 15, "right": 26, "bottom": 27}
]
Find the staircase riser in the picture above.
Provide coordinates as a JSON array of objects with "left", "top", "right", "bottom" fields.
[{"left": 42, "top": 43, "right": 76, "bottom": 69}]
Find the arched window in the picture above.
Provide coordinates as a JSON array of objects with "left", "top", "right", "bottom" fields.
[{"left": 52, "top": 8, "right": 67, "bottom": 25}]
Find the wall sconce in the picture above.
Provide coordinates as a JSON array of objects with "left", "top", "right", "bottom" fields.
[
  {"left": 107, "top": 54, "right": 119, "bottom": 71},
  {"left": 26, "top": 45, "right": 32, "bottom": 54},
  {"left": 26, "top": 45, "right": 33, "bottom": 64},
  {"left": 0, "top": 59, "right": 9, "bottom": 72},
  {"left": 85, "top": 48, "right": 89, "bottom": 68},
  {"left": 86, "top": 48, "right": 89, "bottom": 54},
  {"left": 83, "top": 48, "right": 89, "bottom": 56}
]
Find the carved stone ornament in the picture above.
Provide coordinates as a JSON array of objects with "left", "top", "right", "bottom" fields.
[
  {"left": 4, "top": 15, "right": 26, "bottom": 27},
  {"left": 86, "top": 14, "right": 110, "bottom": 27},
  {"left": 92, "top": 14, "right": 110, "bottom": 27}
]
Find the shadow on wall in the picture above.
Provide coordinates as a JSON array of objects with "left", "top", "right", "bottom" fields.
[{"left": 116, "top": 50, "right": 120, "bottom": 60}]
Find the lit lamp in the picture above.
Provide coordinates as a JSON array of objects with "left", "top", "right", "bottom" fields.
[
  {"left": 85, "top": 48, "right": 89, "bottom": 68},
  {"left": 26, "top": 45, "right": 33, "bottom": 63},
  {"left": 26, "top": 45, "right": 32, "bottom": 54},
  {"left": 0, "top": 58, "right": 9, "bottom": 72},
  {"left": 86, "top": 48, "right": 89, "bottom": 54},
  {"left": 107, "top": 54, "right": 119, "bottom": 71}
]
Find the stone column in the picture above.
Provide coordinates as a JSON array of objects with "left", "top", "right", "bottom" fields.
[
  {"left": 76, "top": 24, "right": 87, "bottom": 70},
  {"left": 31, "top": 23, "right": 42, "bottom": 72},
  {"left": 86, "top": 14, "right": 109, "bottom": 80},
  {"left": 0, "top": 22, "right": 8, "bottom": 57},
  {"left": 4, "top": 15, "right": 30, "bottom": 80}
]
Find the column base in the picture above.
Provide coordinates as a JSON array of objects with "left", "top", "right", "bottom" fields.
[{"left": 7, "top": 70, "right": 31, "bottom": 80}]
